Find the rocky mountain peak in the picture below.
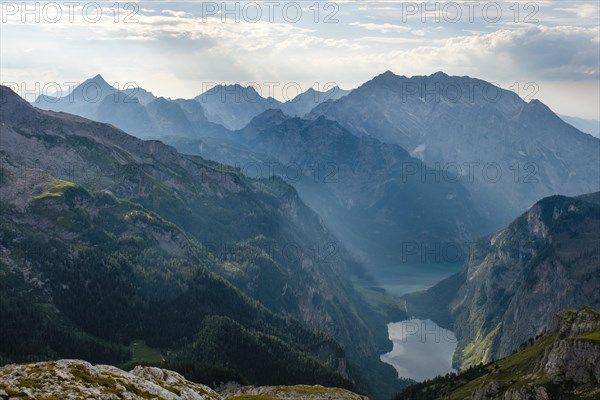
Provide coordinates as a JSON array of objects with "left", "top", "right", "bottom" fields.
[
  {"left": 380, "top": 70, "right": 398, "bottom": 78},
  {"left": 76, "top": 74, "right": 116, "bottom": 94},
  {"left": 238, "top": 109, "right": 289, "bottom": 140},
  {"left": 1, "top": 85, "right": 28, "bottom": 108},
  {"left": 89, "top": 73, "right": 110, "bottom": 86},
  {"left": 431, "top": 70, "right": 449, "bottom": 78},
  {"left": 198, "top": 84, "right": 262, "bottom": 100},
  {"left": 250, "top": 108, "right": 287, "bottom": 125},
  {"left": 0, "top": 85, "right": 38, "bottom": 123},
  {"left": 366, "top": 70, "right": 404, "bottom": 88}
]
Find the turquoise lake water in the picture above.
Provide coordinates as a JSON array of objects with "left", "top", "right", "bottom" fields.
[{"left": 380, "top": 318, "right": 458, "bottom": 381}]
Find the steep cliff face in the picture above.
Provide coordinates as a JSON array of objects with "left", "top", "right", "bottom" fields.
[
  {"left": 534, "top": 308, "right": 600, "bottom": 384},
  {"left": 394, "top": 307, "right": 600, "bottom": 400},
  {"left": 471, "top": 308, "right": 600, "bottom": 400},
  {"left": 0, "top": 360, "right": 366, "bottom": 400},
  {"left": 404, "top": 193, "right": 600, "bottom": 368}
]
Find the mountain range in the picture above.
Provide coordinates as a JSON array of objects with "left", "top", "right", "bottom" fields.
[
  {"left": 194, "top": 84, "right": 349, "bottom": 129},
  {"left": 9, "top": 69, "right": 600, "bottom": 399},
  {"left": 169, "top": 110, "right": 491, "bottom": 267},
  {"left": 1, "top": 85, "right": 405, "bottom": 399},
  {"left": 308, "top": 71, "right": 600, "bottom": 227},
  {"left": 35, "top": 71, "right": 600, "bottom": 267},
  {"left": 34, "top": 75, "right": 349, "bottom": 135},
  {"left": 35, "top": 75, "right": 228, "bottom": 139}
]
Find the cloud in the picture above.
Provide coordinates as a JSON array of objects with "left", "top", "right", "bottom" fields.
[
  {"left": 349, "top": 22, "right": 434, "bottom": 37},
  {"left": 349, "top": 22, "right": 411, "bottom": 34},
  {"left": 1, "top": 1, "right": 598, "bottom": 119},
  {"left": 554, "top": 4, "right": 600, "bottom": 19},
  {"left": 161, "top": 9, "right": 190, "bottom": 18},
  {"left": 411, "top": 29, "right": 430, "bottom": 36},
  {"left": 383, "top": 25, "right": 600, "bottom": 81},
  {"left": 357, "top": 37, "right": 425, "bottom": 44}
]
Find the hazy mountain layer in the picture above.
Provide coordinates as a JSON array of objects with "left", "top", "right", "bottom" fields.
[
  {"left": 559, "top": 114, "right": 600, "bottom": 138},
  {"left": 170, "top": 110, "right": 491, "bottom": 267},
  {"left": 309, "top": 71, "right": 600, "bottom": 227},
  {"left": 194, "top": 84, "right": 350, "bottom": 129},
  {"left": 1, "top": 86, "right": 404, "bottom": 399},
  {"left": 34, "top": 76, "right": 349, "bottom": 138},
  {"left": 34, "top": 75, "right": 228, "bottom": 139}
]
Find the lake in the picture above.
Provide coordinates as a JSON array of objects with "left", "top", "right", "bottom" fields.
[
  {"left": 358, "top": 264, "right": 463, "bottom": 381},
  {"left": 357, "top": 263, "right": 463, "bottom": 297},
  {"left": 380, "top": 318, "right": 458, "bottom": 381}
]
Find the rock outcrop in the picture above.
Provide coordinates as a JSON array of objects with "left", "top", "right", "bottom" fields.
[
  {"left": 0, "top": 360, "right": 367, "bottom": 400},
  {"left": 0, "top": 360, "right": 221, "bottom": 400},
  {"left": 535, "top": 308, "right": 600, "bottom": 384},
  {"left": 222, "top": 384, "right": 368, "bottom": 399}
]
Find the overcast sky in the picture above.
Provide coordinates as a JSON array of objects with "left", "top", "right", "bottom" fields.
[{"left": 1, "top": 0, "right": 599, "bottom": 119}]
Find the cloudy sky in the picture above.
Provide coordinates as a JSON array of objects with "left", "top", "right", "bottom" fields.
[{"left": 1, "top": 0, "right": 599, "bottom": 119}]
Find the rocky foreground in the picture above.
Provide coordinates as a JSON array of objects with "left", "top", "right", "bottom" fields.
[{"left": 0, "top": 359, "right": 367, "bottom": 400}]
